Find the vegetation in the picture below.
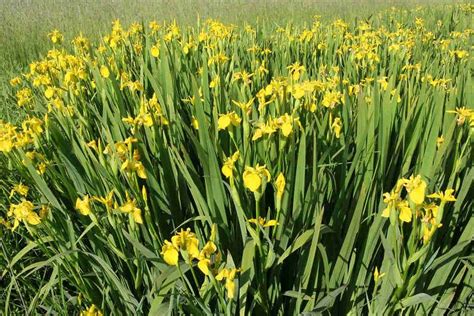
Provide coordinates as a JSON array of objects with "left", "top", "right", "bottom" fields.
[{"left": 0, "top": 1, "right": 473, "bottom": 315}]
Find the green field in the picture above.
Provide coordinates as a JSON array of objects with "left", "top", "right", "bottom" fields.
[
  {"left": 0, "top": 0, "right": 462, "bottom": 119},
  {"left": 0, "top": 1, "right": 472, "bottom": 315}
]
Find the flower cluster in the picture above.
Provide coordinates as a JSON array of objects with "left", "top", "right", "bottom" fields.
[{"left": 382, "top": 174, "right": 456, "bottom": 243}]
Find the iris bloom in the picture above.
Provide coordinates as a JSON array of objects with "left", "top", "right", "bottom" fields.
[
  {"left": 161, "top": 240, "right": 179, "bottom": 266},
  {"left": 118, "top": 195, "right": 143, "bottom": 224},
  {"left": 197, "top": 241, "right": 217, "bottom": 275},
  {"left": 243, "top": 165, "right": 271, "bottom": 192},
  {"left": 216, "top": 268, "right": 240, "bottom": 299},
  {"left": 217, "top": 112, "right": 241, "bottom": 130},
  {"left": 221, "top": 151, "right": 240, "bottom": 178},
  {"left": 381, "top": 192, "right": 412, "bottom": 223},
  {"left": 93, "top": 191, "right": 114, "bottom": 209},
  {"left": 76, "top": 195, "right": 92, "bottom": 216},
  {"left": 121, "top": 159, "right": 147, "bottom": 179},
  {"left": 447, "top": 107, "right": 472, "bottom": 126},
  {"left": 248, "top": 217, "right": 278, "bottom": 227},
  {"left": 331, "top": 117, "right": 342, "bottom": 138},
  {"left": 8, "top": 200, "right": 41, "bottom": 231},
  {"left": 232, "top": 98, "right": 254, "bottom": 115},
  {"left": 171, "top": 228, "right": 200, "bottom": 259},
  {"left": 275, "top": 173, "right": 286, "bottom": 200},
  {"left": 427, "top": 189, "right": 456, "bottom": 203},
  {"left": 9, "top": 183, "right": 29, "bottom": 198},
  {"left": 80, "top": 304, "right": 103, "bottom": 316},
  {"left": 373, "top": 267, "right": 385, "bottom": 283},
  {"left": 100, "top": 65, "right": 110, "bottom": 78},
  {"left": 401, "top": 175, "right": 427, "bottom": 205}
]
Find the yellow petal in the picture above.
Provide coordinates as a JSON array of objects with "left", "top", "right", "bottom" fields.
[
  {"left": 12, "top": 219, "right": 20, "bottom": 231},
  {"left": 248, "top": 218, "right": 258, "bottom": 225},
  {"left": 230, "top": 113, "right": 242, "bottom": 126},
  {"left": 373, "top": 267, "right": 385, "bottom": 282},
  {"left": 191, "top": 117, "right": 199, "bottom": 130},
  {"left": 136, "top": 163, "right": 147, "bottom": 179},
  {"left": 275, "top": 172, "right": 286, "bottom": 199},
  {"left": 218, "top": 115, "right": 231, "bottom": 130},
  {"left": 427, "top": 192, "right": 441, "bottom": 199},
  {"left": 409, "top": 181, "right": 426, "bottom": 205},
  {"left": 75, "top": 196, "right": 91, "bottom": 216},
  {"left": 243, "top": 172, "right": 261, "bottom": 192},
  {"left": 100, "top": 65, "right": 110, "bottom": 78},
  {"left": 185, "top": 237, "right": 200, "bottom": 259},
  {"left": 381, "top": 206, "right": 390, "bottom": 218},
  {"left": 132, "top": 209, "right": 143, "bottom": 224},
  {"left": 197, "top": 258, "right": 211, "bottom": 275},
  {"left": 171, "top": 235, "right": 181, "bottom": 249},
  {"left": 44, "top": 87, "right": 55, "bottom": 99},
  {"left": 151, "top": 45, "right": 160, "bottom": 57},
  {"left": 444, "top": 189, "right": 456, "bottom": 202},
  {"left": 119, "top": 200, "right": 135, "bottom": 213},
  {"left": 292, "top": 87, "right": 305, "bottom": 99},
  {"left": 221, "top": 164, "right": 233, "bottom": 178},
  {"left": 264, "top": 219, "right": 278, "bottom": 227},
  {"left": 261, "top": 168, "right": 271, "bottom": 182},
  {"left": 252, "top": 129, "right": 263, "bottom": 141},
  {"left": 398, "top": 204, "right": 412, "bottom": 223},
  {"left": 281, "top": 122, "right": 292, "bottom": 137},
  {"left": 201, "top": 241, "right": 217, "bottom": 257},
  {"left": 215, "top": 268, "right": 228, "bottom": 281},
  {"left": 374, "top": 267, "right": 379, "bottom": 282},
  {"left": 161, "top": 241, "right": 179, "bottom": 266},
  {"left": 141, "top": 114, "right": 153, "bottom": 127},
  {"left": 225, "top": 279, "right": 236, "bottom": 299},
  {"left": 26, "top": 212, "right": 41, "bottom": 225}
]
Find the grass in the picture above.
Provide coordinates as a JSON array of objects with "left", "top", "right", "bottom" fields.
[{"left": 0, "top": 1, "right": 472, "bottom": 314}]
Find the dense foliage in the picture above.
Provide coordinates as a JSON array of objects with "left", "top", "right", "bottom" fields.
[{"left": 1, "top": 3, "right": 473, "bottom": 315}]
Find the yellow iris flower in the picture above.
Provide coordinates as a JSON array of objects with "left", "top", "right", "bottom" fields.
[
  {"left": 381, "top": 192, "right": 412, "bottom": 223},
  {"left": 232, "top": 98, "right": 255, "bottom": 115},
  {"left": 373, "top": 267, "right": 385, "bottom": 283},
  {"left": 248, "top": 217, "right": 278, "bottom": 227},
  {"left": 402, "top": 175, "right": 427, "bottom": 205},
  {"left": 217, "top": 112, "right": 241, "bottom": 130},
  {"left": 331, "top": 117, "right": 342, "bottom": 138},
  {"left": 221, "top": 151, "right": 240, "bottom": 178},
  {"left": 100, "top": 65, "right": 110, "bottom": 78},
  {"left": 118, "top": 195, "right": 143, "bottom": 224},
  {"left": 216, "top": 268, "right": 240, "bottom": 299},
  {"left": 243, "top": 164, "right": 271, "bottom": 192},
  {"left": 93, "top": 191, "right": 114, "bottom": 209},
  {"left": 76, "top": 195, "right": 92, "bottom": 216},
  {"left": 151, "top": 44, "right": 160, "bottom": 57},
  {"left": 275, "top": 173, "right": 286, "bottom": 200},
  {"left": 171, "top": 228, "right": 200, "bottom": 259},
  {"left": 9, "top": 183, "right": 29, "bottom": 198},
  {"left": 121, "top": 158, "right": 147, "bottom": 179},
  {"left": 80, "top": 304, "right": 103, "bottom": 316},
  {"left": 197, "top": 241, "right": 217, "bottom": 275},
  {"left": 161, "top": 240, "right": 179, "bottom": 266},
  {"left": 8, "top": 200, "right": 41, "bottom": 231},
  {"left": 427, "top": 189, "right": 456, "bottom": 203}
]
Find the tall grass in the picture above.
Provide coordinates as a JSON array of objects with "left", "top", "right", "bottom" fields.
[{"left": 0, "top": 2, "right": 473, "bottom": 315}]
